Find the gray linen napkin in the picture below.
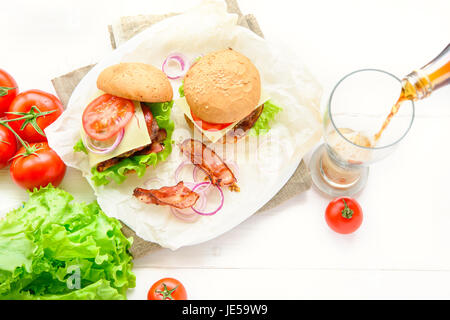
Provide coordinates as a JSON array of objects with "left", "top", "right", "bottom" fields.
[{"left": 51, "top": 0, "right": 312, "bottom": 258}]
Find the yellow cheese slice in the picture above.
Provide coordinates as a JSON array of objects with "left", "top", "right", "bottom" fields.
[
  {"left": 82, "top": 100, "right": 151, "bottom": 168},
  {"left": 175, "top": 90, "right": 270, "bottom": 143}
]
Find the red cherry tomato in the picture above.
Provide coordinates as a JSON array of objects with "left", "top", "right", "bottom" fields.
[
  {"left": 0, "top": 125, "right": 17, "bottom": 169},
  {"left": 7, "top": 89, "right": 64, "bottom": 143},
  {"left": 147, "top": 278, "right": 187, "bottom": 300},
  {"left": 325, "top": 197, "right": 363, "bottom": 234},
  {"left": 10, "top": 142, "right": 66, "bottom": 191},
  {"left": 82, "top": 94, "right": 135, "bottom": 141},
  {"left": 0, "top": 69, "right": 18, "bottom": 117},
  {"left": 190, "top": 110, "right": 233, "bottom": 132}
]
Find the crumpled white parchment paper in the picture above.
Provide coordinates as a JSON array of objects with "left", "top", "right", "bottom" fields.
[{"left": 46, "top": 0, "right": 322, "bottom": 250}]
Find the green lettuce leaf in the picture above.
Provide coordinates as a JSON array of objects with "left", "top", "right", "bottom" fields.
[
  {"left": 0, "top": 185, "right": 135, "bottom": 300},
  {"left": 178, "top": 80, "right": 185, "bottom": 97},
  {"left": 74, "top": 101, "right": 175, "bottom": 186},
  {"left": 73, "top": 139, "right": 88, "bottom": 154},
  {"left": 248, "top": 100, "right": 282, "bottom": 136}
]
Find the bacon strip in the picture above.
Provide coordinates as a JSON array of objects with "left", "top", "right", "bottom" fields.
[
  {"left": 133, "top": 182, "right": 200, "bottom": 209},
  {"left": 179, "top": 139, "right": 238, "bottom": 190},
  {"left": 142, "top": 104, "right": 166, "bottom": 142},
  {"left": 134, "top": 142, "right": 164, "bottom": 155}
]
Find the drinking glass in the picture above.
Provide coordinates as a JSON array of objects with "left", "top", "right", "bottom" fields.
[{"left": 309, "top": 69, "right": 415, "bottom": 196}]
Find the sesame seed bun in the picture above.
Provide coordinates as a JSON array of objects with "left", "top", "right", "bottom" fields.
[
  {"left": 97, "top": 62, "right": 173, "bottom": 103},
  {"left": 184, "top": 49, "right": 261, "bottom": 124}
]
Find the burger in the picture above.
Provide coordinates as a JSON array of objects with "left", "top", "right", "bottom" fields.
[
  {"left": 176, "top": 48, "right": 280, "bottom": 143},
  {"left": 74, "top": 62, "right": 175, "bottom": 186}
]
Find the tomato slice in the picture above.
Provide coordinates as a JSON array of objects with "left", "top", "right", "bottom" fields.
[
  {"left": 82, "top": 94, "right": 134, "bottom": 141},
  {"left": 190, "top": 110, "right": 233, "bottom": 132}
]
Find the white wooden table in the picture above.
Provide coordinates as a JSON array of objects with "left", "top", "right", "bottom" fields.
[{"left": 1, "top": 0, "right": 450, "bottom": 299}]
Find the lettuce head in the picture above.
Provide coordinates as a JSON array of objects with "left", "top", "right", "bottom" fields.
[{"left": 0, "top": 185, "right": 135, "bottom": 300}]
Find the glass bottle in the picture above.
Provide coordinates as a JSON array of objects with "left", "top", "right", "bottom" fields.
[
  {"left": 374, "top": 43, "right": 450, "bottom": 142},
  {"left": 402, "top": 43, "right": 450, "bottom": 101}
]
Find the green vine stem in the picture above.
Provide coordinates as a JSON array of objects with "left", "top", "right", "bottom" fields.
[
  {"left": 0, "top": 106, "right": 53, "bottom": 156},
  {"left": 5, "top": 106, "right": 56, "bottom": 137},
  {"left": 0, "top": 86, "right": 16, "bottom": 97},
  {"left": 341, "top": 199, "right": 354, "bottom": 219},
  {"left": 0, "top": 121, "right": 33, "bottom": 155}
]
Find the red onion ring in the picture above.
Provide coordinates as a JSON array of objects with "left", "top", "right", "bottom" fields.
[
  {"left": 186, "top": 181, "right": 211, "bottom": 194},
  {"left": 196, "top": 182, "right": 211, "bottom": 194},
  {"left": 191, "top": 182, "right": 224, "bottom": 216},
  {"left": 192, "top": 168, "right": 213, "bottom": 195},
  {"left": 174, "top": 160, "right": 193, "bottom": 183},
  {"left": 175, "top": 162, "right": 213, "bottom": 194},
  {"left": 196, "top": 192, "right": 207, "bottom": 209},
  {"left": 172, "top": 155, "right": 232, "bottom": 220},
  {"left": 170, "top": 186, "right": 207, "bottom": 222},
  {"left": 84, "top": 128, "right": 124, "bottom": 154},
  {"left": 171, "top": 207, "right": 200, "bottom": 223},
  {"left": 193, "top": 166, "right": 201, "bottom": 182},
  {"left": 182, "top": 181, "right": 197, "bottom": 190},
  {"left": 192, "top": 166, "right": 208, "bottom": 183},
  {"left": 162, "top": 53, "right": 189, "bottom": 80}
]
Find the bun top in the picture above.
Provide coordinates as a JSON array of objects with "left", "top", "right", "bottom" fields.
[
  {"left": 184, "top": 49, "right": 261, "bottom": 124},
  {"left": 97, "top": 62, "right": 173, "bottom": 103}
]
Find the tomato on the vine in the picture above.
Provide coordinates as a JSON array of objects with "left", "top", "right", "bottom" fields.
[
  {"left": 0, "top": 125, "right": 17, "bottom": 169},
  {"left": 325, "top": 197, "right": 363, "bottom": 234},
  {"left": 7, "top": 89, "right": 64, "bottom": 143},
  {"left": 147, "top": 278, "right": 187, "bottom": 300},
  {"left": 0, "top": 69, "right": 18, "bottom": 117},
  {"left": 10, "top": 142, "right": 66, "bottom": 190}
]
